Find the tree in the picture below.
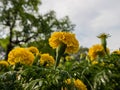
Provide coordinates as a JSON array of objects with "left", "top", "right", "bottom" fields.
[{"left": 0, "top": 0, "right": 75, "bottom": 59}]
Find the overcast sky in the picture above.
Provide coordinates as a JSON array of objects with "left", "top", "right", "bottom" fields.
[{"left": 39, "top": 0, "right": 120, "bottom": 51}]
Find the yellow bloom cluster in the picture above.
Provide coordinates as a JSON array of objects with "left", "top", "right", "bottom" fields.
[
  {"left": 65, "top": 78, "right": 87, "bottom": 90},
  {"left": 65, "top": 78, "right": 74, "bottom": 85},
  {"left": 112, "top": 50, "right": 120, "bottom": 55},
  {"left": 91, "top": 61, "right": 99, "bottom": 65},
  {"left": 65, "top": 55, "right": 73, "bottom": 61},
  {"left": 8, "top": 47, "right": 35, "bottom": 65},
  {"left": 40, "top": 53, "right": 55, "bottom": 67},
  {"left": 27, "top": 46, "right": 39, "bottom": 55},
  {"left": 88, "top": 44, "right": 109, "bottom": 60},
  {"left": 0, "top": 60, "right": 9, "bottom": 67},
  {"left": 49, "top": 32, "right": 79, "bottom": 54},
  {"left": 74, "top": 79, "right": 87, "bottom": 90}
]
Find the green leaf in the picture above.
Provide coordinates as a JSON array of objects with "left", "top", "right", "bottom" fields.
[
  {"left": 24, "top": 79, "right": 42, "bottom": 90},
  {"left": 93, "top": 70, "right": 110, "bottom": 89}
]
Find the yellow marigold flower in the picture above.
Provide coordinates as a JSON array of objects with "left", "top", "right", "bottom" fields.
[
  {"left": 88, "top": 44, "right": 109, "bottom": 60},
  {"left": 65, "top": 78, "right": 87, "bottom": 90},
  {"left": 92, "top": 61, "right": 98, "bottom": 65},
  {"left": 65, "top": 78, "right": 75, "bottom": 85},
  {"left": 27, "top": 46, "right": 39, "bottom": 55},
  {"left": 91, "top": 61, "right": 105, "bottom": 66},
  {"left": 74, "top": 79, "right": 87, "bottom": 90},
  {"left": 0, "top": 60, "right": 9, "bottom": 67},
  {"left": 97, "top": 33, "right": 110, "bottom": 39},
  {"left": 40, "top": 53, "right": 55, "bottom": 67},
  {"left": 65, "top": 78, "right": 72, "bottom": 84},
  {"left": 8, "top": 47, "right": 35, "bottom": 65},
  {"left": 112, "top": 50, "right": 120, "bottom": 55},
  {"left": 49, "top": 32, "right": 79, "bottom": 54},
  {"left": 65, "top": 55, "right": 73, "bottom": 61}
]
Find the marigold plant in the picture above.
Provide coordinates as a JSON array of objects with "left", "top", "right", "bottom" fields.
[
  {"left": 0, "top": 32, "right": 120, "bottom": 90},
  {"left": 49, "top": 32, "right": 79, "bottom": 54},
  {"left": 74, "top": 79, "right": 87, "bottom": 90},
  {"left": 88, "top": 44, "right": 109, "bottom": 60},
  {"left": 97, "top": 33, "right": 110, "bottom": 39},
  {"left": 65, "top": 78, "right": 75, "bottom": 85},
  {"left": 7, "top": 47, "right": 35, "bottom": 65},
  {"left": 39, "top": 53, "right": 55, "bottom": 67},
  {"left": 65, "top": 78, "right": 87, "bottom": 90},
  {"left": 27, "top": 46, "right": 39, "bottom": 56},
  {"left": 65, "top": 55, "right": 73, "bottom": 61},
  {"left": 0, "top": 60, "right": 9, "bottom": 67},
  {"left": 112, "top": 50, "right": 120, "bottom": 55}
]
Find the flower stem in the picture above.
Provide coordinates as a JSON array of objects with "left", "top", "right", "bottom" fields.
[{"left": 55, "top": 43, "right": 66, "bottom": 69}]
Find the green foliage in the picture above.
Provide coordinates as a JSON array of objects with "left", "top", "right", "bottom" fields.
[
  {"left": 24, "top": 79, "right": 42, "bottom": 90},
  {"left": 0, "top": 71, "right": 23, "bottom": 90},
  {"left": 0, "top": 37, "right": 9, "bottom": 50},
  {"left": 0, "top": 49, "right": 120, "bottom": 90}
]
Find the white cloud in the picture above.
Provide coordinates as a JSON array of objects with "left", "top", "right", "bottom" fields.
[
  {"left": 40, "top": 0, "right": 120, "bottom": 50},
  {"left": 90, "top": 10, "right": 120, "bottom": 31}
]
